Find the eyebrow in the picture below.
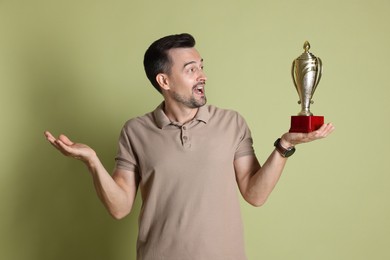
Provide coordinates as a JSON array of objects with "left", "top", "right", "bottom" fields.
[{"left": 183, "top": 58, "right": 204, "bottom": 69}]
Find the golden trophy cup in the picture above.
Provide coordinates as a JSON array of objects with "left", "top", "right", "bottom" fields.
[{"left": 289, "top": 41, "right": 324, "bottom": 133}]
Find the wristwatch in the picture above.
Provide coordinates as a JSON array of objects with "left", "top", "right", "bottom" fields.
[{"left": 274, "top": 138, "right": 296, "bottom": 158}]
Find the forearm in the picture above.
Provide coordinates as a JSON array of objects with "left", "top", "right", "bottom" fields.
[
  {"left": 238, "top": 123, "right": 335, "bottom": 207},
  {"left": 244, "top": 150, "right": 288, "bottom": 206},
  {"left": 84, "top": 156, "right": 133, "bottom": 219}
]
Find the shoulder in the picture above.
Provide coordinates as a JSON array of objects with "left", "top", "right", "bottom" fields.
[
  {"left": 206, "top": 104, "right": 245, "bottom": 122},
  {"left": 121, "top": 110, "right": 155, "bottom": 133}
]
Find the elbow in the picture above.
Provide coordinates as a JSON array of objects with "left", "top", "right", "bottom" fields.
[
  {"left": 111, "top": 213, "right": 126, "bottom": 220},
  {"left": 105, "top": 197, "right": 135, "bottom": 220},
  {"left": 244, "top": 194, "right": 268, "bottom": 207},
  {"left": 109, "top": 208, "right": 132, "bottom": 220},
  {"left": 248, "top": 199, "right": 267, "bottom": 207}
]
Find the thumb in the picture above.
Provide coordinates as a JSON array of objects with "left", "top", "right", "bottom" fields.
[{"left": 58, "top": 134, "right": 74, "bottom": 146}]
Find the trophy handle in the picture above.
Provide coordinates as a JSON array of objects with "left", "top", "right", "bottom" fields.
[
  {"left": 291, "top": 60, "right": 298, "bottom": 92},
  {"left": 312, "top": 57, "right": 322, "bottom": 95}
]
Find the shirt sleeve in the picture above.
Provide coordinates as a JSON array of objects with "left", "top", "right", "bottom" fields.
[
  {"left": 114, "top": 123, "right": 139, "bottom": 173},
  {"left": 234, "top": 112, "right": 255, "bottom": 160}
]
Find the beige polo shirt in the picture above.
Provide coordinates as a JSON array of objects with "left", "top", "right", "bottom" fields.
[{"left": 115, "top": 102, "right": 255, "bottom": 260}]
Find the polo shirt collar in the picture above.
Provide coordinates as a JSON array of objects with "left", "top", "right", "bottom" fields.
[{"left": 153, "top": 102, "right": 210, "bottom": 129}]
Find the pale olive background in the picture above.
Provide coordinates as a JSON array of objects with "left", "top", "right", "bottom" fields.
[{"left": 1, "top": 0, "right": 389, "bottom": 259}]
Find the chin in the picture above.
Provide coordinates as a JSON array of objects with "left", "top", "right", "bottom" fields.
[{"left": 196, "top": 97, "right": 207, "bottom": 107}]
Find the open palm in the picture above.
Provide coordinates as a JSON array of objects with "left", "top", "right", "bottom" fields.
[{"left": 44, "top": 131, "right": 96, "bottom": 162}]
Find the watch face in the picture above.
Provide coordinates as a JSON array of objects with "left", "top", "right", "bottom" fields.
[
  {"left": 285, "top": 148, "right": 296, "bottom": 157},
  {"left": 274, "top": 138, "right": 295, "bottom": 157}
]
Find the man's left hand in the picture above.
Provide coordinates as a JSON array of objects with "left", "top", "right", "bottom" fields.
[{"left": 280, "top": 123, "right": 335, "bottom": 148}]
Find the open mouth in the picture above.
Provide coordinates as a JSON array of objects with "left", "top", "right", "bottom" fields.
[{"left": 193, "top": 84, "right": 205, "bottom": 95}]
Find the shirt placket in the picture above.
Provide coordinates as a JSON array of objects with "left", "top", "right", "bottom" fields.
[{"left": 181, "top": 124, "right": 191, "bottom": 149}]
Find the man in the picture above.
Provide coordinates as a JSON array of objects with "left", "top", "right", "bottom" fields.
[{"left": 44, "top": 33, "right": 334, "bottom": 259}]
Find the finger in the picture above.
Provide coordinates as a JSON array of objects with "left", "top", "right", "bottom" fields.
[
  {"left": 58, "top": 134, "right": 74, "bottom": 146},
  {"left": 319, "top": 123, "right": 333, "bottom": 133},
  {"left": 317, "top": 123, "right": 330, "bottom": 133},
  {"left": 44, "top": 131, "right": 55, "bottom": 142},
  {"left": 305, "top": 126, "right": 326, "bottom": 140},
  {"left": 44, "top": 131, "right": 61, "bottom": 149},
  {"left": 314, "top": 123, "right": 335, "bottom": 138},
  {"left": 323, "top": 123, "right": 335, "bottom": 136},
  {"left": 55, "top": 139, "right": 75, "bottom": 156}
]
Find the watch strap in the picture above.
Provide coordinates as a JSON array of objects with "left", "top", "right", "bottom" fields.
[{"left": 274, "top": 138, "right": 296, "bottom": 158}]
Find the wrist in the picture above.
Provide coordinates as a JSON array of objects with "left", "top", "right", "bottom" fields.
[
  {"left": 83, "top": 152, "right": 100, "bottom": 170},
  {"left": 274, "top": 138, "right": 296, "bottom": 158},
  {"left": 279, "top": 137, "right": 294, "bottom": 149}
]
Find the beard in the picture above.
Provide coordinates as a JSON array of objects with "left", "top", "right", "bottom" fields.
[{"left": 172, "top": 89, "right": 207, "bottom": 108}]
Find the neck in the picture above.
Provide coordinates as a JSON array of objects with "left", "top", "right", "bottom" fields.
[{"left": 163, "top": 101, "right": 199, "bottom": 125}]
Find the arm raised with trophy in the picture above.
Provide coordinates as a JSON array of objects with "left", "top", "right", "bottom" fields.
[
  {"left": 235, "top": 41, "right": 335, "bottom": 207},
  {"left": 235, "top": 123, "right": 334, "bottom": 207}
]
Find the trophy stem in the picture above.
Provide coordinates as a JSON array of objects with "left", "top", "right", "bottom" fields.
[{"left": 298, "top": 108, "right": 313, "bottom": 116}]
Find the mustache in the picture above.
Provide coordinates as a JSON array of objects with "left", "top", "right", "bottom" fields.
[{"left": 193, "top": 81, "right": 206, "bottom": 88}]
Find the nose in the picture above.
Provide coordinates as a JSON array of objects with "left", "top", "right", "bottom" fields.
[{"left": 198, "top": 69, "right": 207, "bottom": 82}]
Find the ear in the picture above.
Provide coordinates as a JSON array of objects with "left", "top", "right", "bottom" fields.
[{"left": 156, "top": 73, "right": 170, "bottom": 91}]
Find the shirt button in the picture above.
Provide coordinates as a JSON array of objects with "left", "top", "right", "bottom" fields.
[
  {"left": 183, "top": 136, "right": 188, "bottom": 141},
  {"left": 182, "top": 126, "right": 187, "bottom": 130}
]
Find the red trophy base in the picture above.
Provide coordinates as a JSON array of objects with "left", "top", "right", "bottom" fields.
[{"left": 289, "top": 115, "right": 324, "bottom": 133}]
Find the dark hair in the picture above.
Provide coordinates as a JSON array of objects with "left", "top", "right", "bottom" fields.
[{"left": 143, "top": 33, "right": 196, "bottom": 93}]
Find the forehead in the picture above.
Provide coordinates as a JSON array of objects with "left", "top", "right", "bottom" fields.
[{"left": 167, "top": 47, "right": 202, "bottom": 66}]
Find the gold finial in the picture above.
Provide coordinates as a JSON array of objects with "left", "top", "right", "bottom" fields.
[{"left": 303, "top": 41, "right": 311, "bottom": 52}]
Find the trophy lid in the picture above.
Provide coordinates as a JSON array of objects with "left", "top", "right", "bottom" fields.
[{"left": 296, "top": 41, "right": 317, "bottom": 60}]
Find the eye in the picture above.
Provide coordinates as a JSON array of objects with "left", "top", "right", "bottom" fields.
[{"left": 188, "top": 66, "right": 197, "bottom": 73}]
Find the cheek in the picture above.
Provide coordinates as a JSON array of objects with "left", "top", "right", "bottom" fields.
[{"left": 171, "top": 77, "right": 194, "bottom": 91}]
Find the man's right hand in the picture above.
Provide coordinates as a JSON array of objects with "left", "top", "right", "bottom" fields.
[
  {"left": 44, "top": 131, "right": 138, "bottom": 219},
  {"left": 44, "top": 131, "right": 96, "bottom": 163}
]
